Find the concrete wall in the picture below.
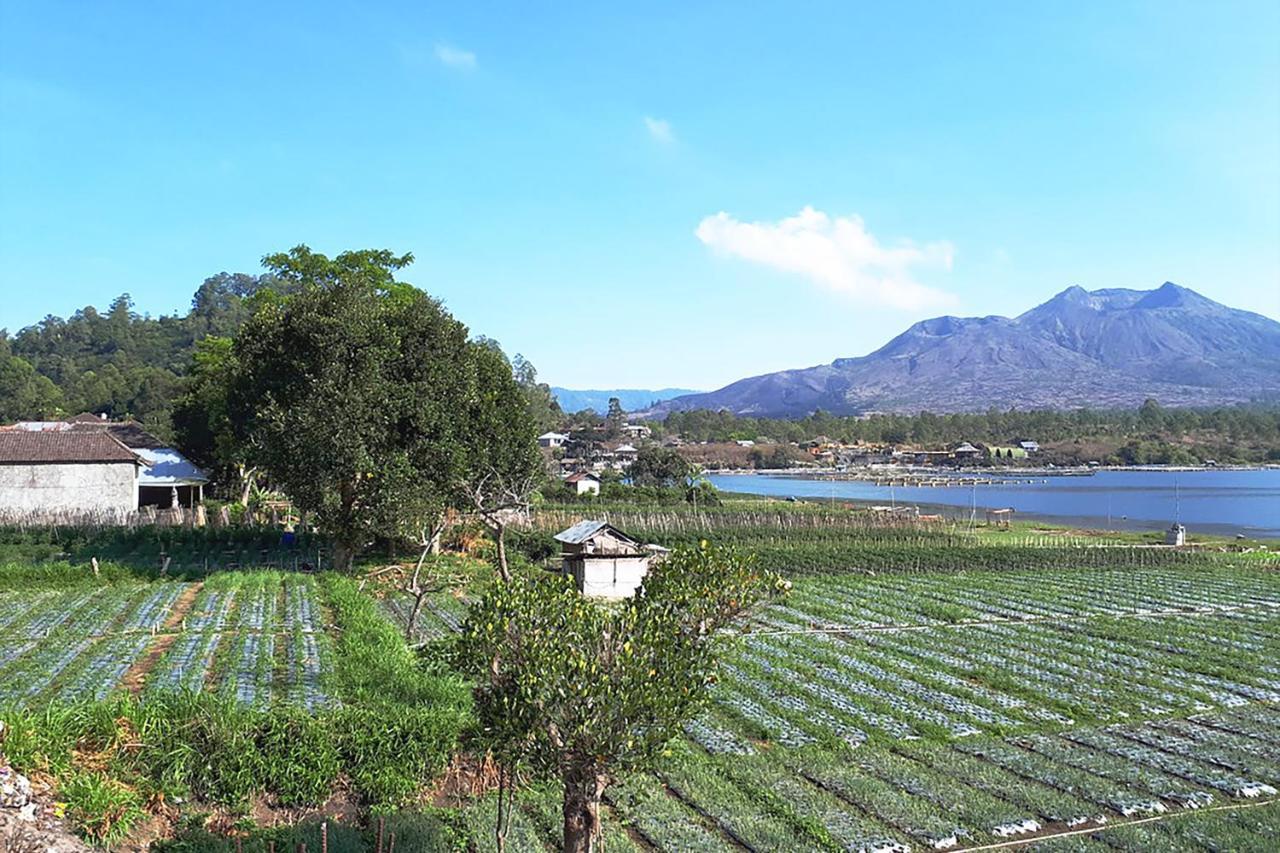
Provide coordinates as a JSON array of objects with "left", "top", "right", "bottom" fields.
[
  {"left": 0, "top": 462, "right": 137, "bottom": 523},
  {"left": 567, "top": 555, "right": 651, "bottom": 599}
]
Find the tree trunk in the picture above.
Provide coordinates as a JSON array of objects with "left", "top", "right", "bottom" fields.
[
  {"left": 561, "top": 765, "right": 606, "bottom": 853},
  {"left": 495, "top": 521, "right": 512, "bottom": 583},
  {"left": 333, "top": 539, "right": 356, "bottom": 573}
]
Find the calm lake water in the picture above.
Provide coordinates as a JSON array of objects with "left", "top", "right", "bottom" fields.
[{"left": 707, "top": 469, "right": 1280, "bottom": 539}]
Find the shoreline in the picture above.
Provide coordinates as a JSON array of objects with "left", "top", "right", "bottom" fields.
[
  {"left": 710, "top": 463, "right": 1277, "bottom": 477},
  {"left": 707, "top": 468, "right": 1280, "bottom": 541}
]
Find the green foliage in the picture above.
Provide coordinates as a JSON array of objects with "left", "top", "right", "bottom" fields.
[
  {"left": 256, "top": 708, "right": 342, "bottom": 806},
  {"left": 0, "top": 524, "right": 330, "bottom": 580},
  {"left": 4, "top": 275, "right": 297, "bottom": 433},
  {"left": 511, "top": 352, "right": 563, "bottom": 434},
  {"left": 0, "top": 342, "right": 63, "bottom": 420},
  {"left": 323, "top": 574, "right": 471, "bottom": 803},
  {"left": 663, "top": 404, "right": 1280, "bottom": 464},
  {"left": 154, "top": 811, "right": 465, "bottom": 852},
  {"left": 627, "top": 446, "right": 692, "bottom": 488},
  {"left": 455, "top": 544, "right": 784, "bottom": 783},
  {"left": 171, "top": 335, "right": 239, "bottom": 477},
  {"left": 228, "top": 245, "right": 538, "bottom": 568},
  {"left": 0, "top": 570, "right": 471, "bottom": 848},
  {"left": 59, "top": 770, "right": 147, "bottom": 844},
  {"left": 532, "top": 505, "right": 1237, "bottom": 575}
]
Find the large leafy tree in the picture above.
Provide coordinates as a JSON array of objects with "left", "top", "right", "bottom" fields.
[
  {"left": 228, "top": 245, "right": 535, "bottom": 570},
  {"left": 457, "top": 545, "right": 785, "bottom": 853}
]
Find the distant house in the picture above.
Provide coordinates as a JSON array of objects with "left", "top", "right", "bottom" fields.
[
  {"left": 735, "top": 439, "right": 755, "bottom": 447},
  {"left": 621, "top": 423, "right": 652, "bottom": 440},
  {"left": 613, "top": 444, "right": 639, "bottom": 466},
  {"left": 951, "top": 442, "right": 982, "bottom": 460},
  {"left": 564, "top": 471, "right": 601, "bottom": 496},
  {"left": 554, "top": 520, "right": 654, "bottom": 599},
  {"left": 0, "top": 431, "right": 143, "bottom": 522},
  {"left": 538, "top": 431, "right": 569, "bottom": 448},
  {"left": 1019, "top": 440, "right": 1040, "bottom": 454}
]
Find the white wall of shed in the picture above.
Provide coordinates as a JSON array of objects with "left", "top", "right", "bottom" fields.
[{"left": 0, "top": 462, "right": 137, "bottom": 522}]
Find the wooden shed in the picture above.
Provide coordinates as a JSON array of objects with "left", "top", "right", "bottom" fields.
[{"left": 554, "top": 520, "right": 652, "bottom": 599}]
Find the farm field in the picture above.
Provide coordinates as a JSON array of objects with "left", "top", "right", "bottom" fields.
[
  {"left": 0, "top": 571, "right": 337, "bottom": 709},
  {"left": 3, "top": 555, "right": 1278, "bottom": 850},
  {"left": 384, "top": 564, "right": 1280, "bottom": 851}
]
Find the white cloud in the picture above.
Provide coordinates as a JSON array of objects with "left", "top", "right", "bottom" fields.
[
  {"left": 644, "top": 116, "right": 674, "bottom": 145},
  {"left": 694, "top": 206, "right": 957, "bottom": 310},
  {"left": 434, "top": 44, "right": 477, "bottom": 70}
]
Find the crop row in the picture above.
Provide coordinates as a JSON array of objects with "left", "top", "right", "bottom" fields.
[
  {"left": 0, "top": 574, "right": 337, "bottom": 709},
  {"left": 651, "top": 706, "right": 1280, "bottom": 852}
]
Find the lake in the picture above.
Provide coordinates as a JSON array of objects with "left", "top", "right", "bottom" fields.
[{"left": 707, "top": 468, "right": 1280, "bottom": 539}]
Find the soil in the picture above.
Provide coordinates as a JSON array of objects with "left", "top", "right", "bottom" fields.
[
  {"left": 190, "top": 784, "right": 363, "bottom": 843},
  {"left": 119, "top": 582, "right": 203, "bottom": 694}
]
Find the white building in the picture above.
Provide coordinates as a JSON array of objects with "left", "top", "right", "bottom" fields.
[
  {"left": 564, "top": 471, "right": 601, "bottom": 496},
  {"left": 6, "top": 416, "right": 210, "bottom": 510},
  {"left": 554, "top": 520, "right": 653, "bottom": 599},
  {"left": 0, "top": 432, "right": 143, "bottom": 523},
  {"left": 1019, "top": 440, "right": 1040, "bottom": 454},
  {"left": 621, "top": 423, "right": 652, "bottom": 440},
  {"left": 538, "top": 431, "right": 569, "bottom": 448}
]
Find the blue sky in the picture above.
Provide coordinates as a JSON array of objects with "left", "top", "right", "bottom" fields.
[{"left": 2, "top": 1, "right": 1278, "bottom": 390}]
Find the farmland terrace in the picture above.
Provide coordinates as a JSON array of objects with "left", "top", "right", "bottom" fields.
[{"left": 1, "top": 525, "right": 1278, "bottom": 850}]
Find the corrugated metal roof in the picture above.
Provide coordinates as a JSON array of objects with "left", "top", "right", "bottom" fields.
[
  {"left": 0, "top": 432, "right": 141, "bottom": 464},
  {"left": 554, "top": 520, "right": 644, "bottom": 548},
  {"left": 135, "top": 448, "right": 210, "bottom": 486},
  {"left": 554, "top": 519, "right": 611, "bottom": 544}
]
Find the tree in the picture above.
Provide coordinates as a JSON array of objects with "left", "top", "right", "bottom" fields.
[
  {"left": 511, "top": 353, "right": 563, "bottom": 434},
  {"left": 455, "top": 343, "right": 544, "bottom": 583},
  {"left": 172, "top": 336, "right": 238, "bottom": 478},
  {"left": 0, "top": 344, "right": 63, "bottom": 421},
  {"left": 605, "top": 396, "right": 625, "bottom": 438},
  {"left": 627, "top": 446, "right": 689, "bottom": 488},
  {"left": 456, "top": 545, "right": 785, "bottom": 853},
  {"left": 228, "top": 245, "right": 525, "bottom": 570}
]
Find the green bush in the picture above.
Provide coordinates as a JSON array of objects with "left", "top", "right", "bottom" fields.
[{"left": 60, "top": 770, "right": 148, "bottom": 845}]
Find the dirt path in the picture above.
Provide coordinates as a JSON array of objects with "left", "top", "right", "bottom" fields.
[{"left": 120, "top": 581, "right": 204, "bottom": 694}]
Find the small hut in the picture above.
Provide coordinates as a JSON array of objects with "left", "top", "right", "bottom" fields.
[
  {"left": 1165, "top": 523, "right": 1186, "bottom": 546},
  {"left": 564, "top": 471, "right": 601, "bottom": 496},
  {"left": 554, "top": 520, "right": 653, "bottom": 599}
]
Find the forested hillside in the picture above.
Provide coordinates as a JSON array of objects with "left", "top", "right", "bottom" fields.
[{"left": 0, "top": 273, "right": 294, "bottom": 436}]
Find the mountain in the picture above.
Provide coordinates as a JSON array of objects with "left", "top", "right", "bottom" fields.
[
  {"left": 642, "top": 283, "right": 1280, "bottom": 417},
  {"left": 552, "top": 387, "right": 701, "bottom": 414}
]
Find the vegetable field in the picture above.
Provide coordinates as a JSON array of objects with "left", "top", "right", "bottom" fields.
[
  {"left": 4, "top": 554, "right": 1278, "bottom": 850},
  {"left": 388, "top": 564, "right": 1280, "bottom": 851},
  {"left": 0, "top": 572, "right": 336, "bottom": 708}
]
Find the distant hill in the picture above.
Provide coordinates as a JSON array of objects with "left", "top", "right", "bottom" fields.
[
  {"left": 641, "top": 283, "right": 1280, "bottom": 417},
  {"left": 552, "top": 387, "right": 700, "bottom": 414}
]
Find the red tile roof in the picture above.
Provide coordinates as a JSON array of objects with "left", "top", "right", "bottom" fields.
[{"left": 0, "top": 431, "right": 142, "bottom": 464}]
